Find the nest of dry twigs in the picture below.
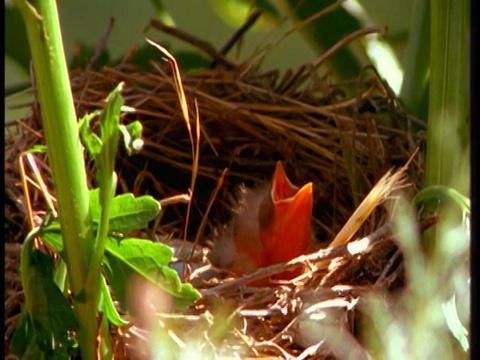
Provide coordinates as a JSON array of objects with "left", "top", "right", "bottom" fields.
[{"left": 5, "top": 34, "right": 427, "bottom": 358}]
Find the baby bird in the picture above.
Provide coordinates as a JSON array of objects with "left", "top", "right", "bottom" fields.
[{"left": 210, "top": 161, "right": 314, "bottom": 282}]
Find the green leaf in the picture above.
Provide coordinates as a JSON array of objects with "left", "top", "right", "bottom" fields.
[
  {"left": 25, "top": 251, "right": 79, "bottom": 332},
  {"left": 78, "top": 110, "right": 103, "bottom": 157},
  {"left": 39, "top": 226, "right": 63, "bottom": 252},
  {"left": 10, "top": 311, "right": 33, "bottom": 358},
  {"left": 82, "top": 83, "right": 124, "bottom": 336},
  {"left": 38, "top": 228, "right": 129, "bottom": 328},
  {"left": 14, "top": 311, "right": 78, "bottom": 360},
  {"left": 442, "top": 294, "right": 469, "bottom": 352},
  {"left": 125, "top": 121, "right": 143, "bottom": 139},
  {"left": 98, "top": 308, "right": 113, "bottom": 360},
  {"left": 414, "top": 185, "right": 470, "bottom": 218},
  {"left": 98, "top": 82, "right": 124, "bottom": 176},
  {"left": 19, "top": 248, "right": 78, "bottom": 358},
  {"left": 79, "top": 83, "right": 124, "bottom": 188},
  {"left": 100, "top": 274, "right": 129, "bottom": 327},
  {"left": 28, "top": 145, "right": 48, "bottom": 154},
  {"left": 39, "top": 217, "right": 199, "bottom": 311},
  {"left": 103, "top": 237, "right": 200, "bottom": 310},
  {"left": 41, "top": 189, "right": 160, "bottom": 240},
  {"left": 90, "top": 189, "right": 161, "bottom": 233},
  {"left": 119, "top": 120, "right": 144, "bottom": 156}
]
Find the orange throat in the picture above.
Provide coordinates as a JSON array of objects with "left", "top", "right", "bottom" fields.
[
  {"left": 260, "top": 162, "right": 313, "bottom": 266},
  {"left": 232, "top": 161, "right": 313, "bottom": 282}
]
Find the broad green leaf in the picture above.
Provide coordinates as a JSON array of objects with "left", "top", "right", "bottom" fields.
[
  {"left": 39, "top": 226, "right": 63, "bottom": 252},
  {"left": 39, "top": 214, "right": 199, "bottom": 312},
  {"left": 39, "top": 226, "right": 191, "bottom": 316},
  {"left": 103, "top": 238, "right": 174, "bottom": 310},
  {"left": 10, "top": 311, "right": 33, "bottom": 358},
  {"left": 107, "top": 237, "right": 174, "bottom": 268},
  {"left": 10, "top": 309, "right": 68, "bottom": 360},
  {"left": 19, "top": 321, "right": 75, "bottom": 360},
  {"left": 25, "top": 251, "right": 79, "bottom": 333},
  {"left": 41, "top": 189, "right": 160, "bottom": 240},
  {"left": 103, "top": 237, "right": 200, "bottom": 310},
  {"left": 18, "top": 247, "right": 78, "bottom": 359},
  {"left": 90, "top": 189, "right": 161, "bottom": 233},
  {"left": 39, "top": 227, "right": 129, "bottom": 327}
]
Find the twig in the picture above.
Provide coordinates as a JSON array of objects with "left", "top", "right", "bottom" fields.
[
  {"left": 375, "top": 248, "right": 402, "bottom": 286},
  {"left": 240, "top": 0, "right": 344, "bottom": 76},
  {"left": 187, "top": 168, "right": 228, "bottom": 262},
  {"left": 210, "top": 8, "right": 263, "bottom": 68},
  {"left": 374, "top": 214, "right": 438, "bottom": 286},
  {"left": 159, "top": 194, "right": 191, "bottom": 206},
  {"left": 147, "top": 19, "right": 237, "bottom": 69},
  {"left": 201, "top": 222, "right": 392, "bottom": 296},
  {"left": 87, "top": 17, "right": 115, "bottom": 70},
  {"left": 313, "top": 26, "right": 386, "bottom": 70}
]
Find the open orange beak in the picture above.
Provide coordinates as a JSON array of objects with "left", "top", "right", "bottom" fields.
[{"left": 260, "top": 161, "right": 313, "bottom": 267}]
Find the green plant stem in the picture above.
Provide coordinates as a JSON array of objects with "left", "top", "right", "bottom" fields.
[
  {"left": 20, "top": 230, "right": 36, "bottom": 317},
  {"left": 425, "top": 0, "right": 469, "bottom": 193},
  {"left": 420, "top": 0, "right": 470, "bottom": 263},
  {"left": 82, "top": 84, "right": 124, "bottom": 317},
  {"left": 13, "top": 0, "right": 97, "bottom": 358}
]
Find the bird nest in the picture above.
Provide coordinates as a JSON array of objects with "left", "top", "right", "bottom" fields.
[{"left": 5, "top": 44, "right": 427, "bottom": 358}]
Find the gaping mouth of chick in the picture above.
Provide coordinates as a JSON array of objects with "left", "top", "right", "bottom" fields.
[{"left": 260, "top": 161, "right": 313, "bottom": 267}]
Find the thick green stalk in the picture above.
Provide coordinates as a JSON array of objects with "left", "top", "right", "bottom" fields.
[
  {"left": 13, "top": 0, "right": 97, "bottom": 358},
  {"left": 425, "top": 0, "right": 469, "bottom": 193}
]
